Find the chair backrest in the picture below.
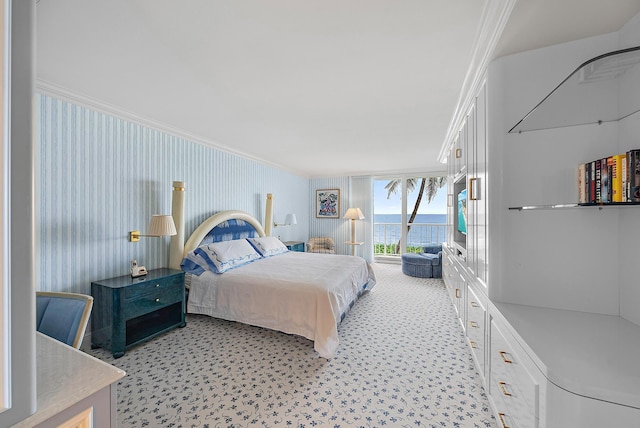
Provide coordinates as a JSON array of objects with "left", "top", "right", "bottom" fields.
[
  {"left": 36, "top": 291, "right": 93, "bottom": 349},
  {"left": 307, "top": 237, "right": 336, "bottom": 254}
]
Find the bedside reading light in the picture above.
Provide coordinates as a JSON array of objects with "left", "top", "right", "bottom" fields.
[
  {"left": 274, "top": 213, "right": 297, "bottom": 228},
  {"left": 129, "top": 214, "right": 177, "bottom": 242}
]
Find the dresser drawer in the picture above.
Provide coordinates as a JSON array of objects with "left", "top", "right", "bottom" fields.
[
  {"left": 466, "top": 286, "right": 485, "bottom": 374},
  {"left": 125, "top": 274, "right": 183, "bottom": 300},
  {"left": 490, "top": 320, "right": 538, "bottom": 428}
]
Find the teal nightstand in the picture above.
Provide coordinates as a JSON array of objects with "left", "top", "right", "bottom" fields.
[
  {"left": 91, "top": 268, "right": 185, "bottom": 358},
  {"left": 284, "top": 241, "right": 305, "bottom": 252}
]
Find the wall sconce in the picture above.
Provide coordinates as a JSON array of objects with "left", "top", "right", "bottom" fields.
[
  {"left": 274, "top": 213, "right": 297, "bottom": 228},
  {"left": 129, "top": 214, "right": 177, "bottom": 242}
]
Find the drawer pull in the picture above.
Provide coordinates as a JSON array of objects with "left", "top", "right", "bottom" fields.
[
  {"left": 469, "top": 340, "right": 477, "bottom": 349},
  {"left": 455, "top": 288, "right": 461, "bottom": 299},
  {"left": 469, "top": 321, "right": 479, "bottom": 328},
  {"left": 155, "top": 298, "right": 160, "bottom": 303},
  {"left": 498, "top": 381, "right": 512, "bottom": 397},
  {"left": 498, "top": 413, "right": 511, "bottom": 428},
  {"left": 470, "top": 301, "right": 479, "bottom": 308},
  {"left": 155, "top": 284, "right": 160, "bottom": 287},
  {"left": 499, "top": 351, "right": 513, "bottom": 364}
]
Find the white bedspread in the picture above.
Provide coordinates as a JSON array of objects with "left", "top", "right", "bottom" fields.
[{"left": 187, "top": 251, "right": 376, "bottom": 358}]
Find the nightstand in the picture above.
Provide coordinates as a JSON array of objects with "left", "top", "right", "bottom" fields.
[
  {"left": 283, "top": 240, "right": 305, "bottom": 252},
  {"left": 91, "top": 268, "right": 185, "bottom": 358}
]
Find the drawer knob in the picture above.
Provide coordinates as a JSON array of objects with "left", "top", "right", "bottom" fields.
[
  {"left": 498, "top": 381, "right": 512, "bottom": 397},
  {"left": 155, "top": 298, "right": 160, "bottom": 303},
  {"left": 499, "top": 350, "right": 513, "bottom": 364},
  {"left": 155, "top": 284, "right": 160, "bottom": 287},
  {"left": 498, "top": 413, "right": 511, "bottom": 428},
  {"left": 469, "top": 321, "right": 479, "bottom": 328},
  {"left": 470, "top": 301, "right": 479, "bottom": 308}
]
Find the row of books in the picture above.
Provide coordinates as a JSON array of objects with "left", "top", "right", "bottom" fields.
[{"left": 578, "top": 149, "right": 640, "bottom": 204}]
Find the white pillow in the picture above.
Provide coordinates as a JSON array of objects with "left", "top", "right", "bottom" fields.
[
  {"left": 247, "top": 236, "right": 289, "bottom": 258},
  {"left": 194, "top": 239, "right": 262, "bottom": 273}
]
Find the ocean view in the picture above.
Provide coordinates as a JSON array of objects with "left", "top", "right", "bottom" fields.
[{"left": 374, "top": 213, "right": 447, "bottom": 247}]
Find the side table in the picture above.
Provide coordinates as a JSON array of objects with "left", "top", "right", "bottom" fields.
[
  {"left": 283, "top": 240, "right": 305, "bottom": 252},
  {"left": 91, "top": 268, "right": 185, "bottom": 358}
]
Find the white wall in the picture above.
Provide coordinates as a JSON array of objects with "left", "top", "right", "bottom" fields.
[{"left": 487, "top": 23, "right": 640, "bottom": 318}]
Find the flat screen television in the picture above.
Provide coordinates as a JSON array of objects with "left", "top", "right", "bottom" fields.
[{"left": 457, "top": 188, "right": 467, "bottom": 235}]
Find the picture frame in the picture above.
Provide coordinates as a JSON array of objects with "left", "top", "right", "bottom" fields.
[{"left": 315, "top": 189, "right": 340, "bottom": 218}]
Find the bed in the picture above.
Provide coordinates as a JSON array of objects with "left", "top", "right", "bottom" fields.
[{"left": 175, "top": 209, "right": 376, "bottom": 358}]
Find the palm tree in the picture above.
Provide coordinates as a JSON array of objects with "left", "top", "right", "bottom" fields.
[{"left": 385, "top": 176, "right": 446, "bottom": 254}]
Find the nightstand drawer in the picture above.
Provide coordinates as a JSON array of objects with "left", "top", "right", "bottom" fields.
[
  {"left": 125, "top": 274, "right": 183, "bottom": 300},
  {"left": 124, "top": 285, "right": 184, "bottom": 319}
]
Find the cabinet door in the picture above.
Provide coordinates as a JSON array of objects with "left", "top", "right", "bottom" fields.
[
  {"left": 446, "top": 153, "right": 454, "bottom": 246},
  {"left": 455, "top": 124, "right": 466, "bottom": 175},
  {"left": 475, "top": 82, "right": 488, "bottom": 287},
  {"left": 466, "top": 103, "right": 477, "bottom": 279}
]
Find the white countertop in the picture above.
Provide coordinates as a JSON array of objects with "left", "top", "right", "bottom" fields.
[
  {"left": 494, "top": 302, "right": 640, "bottom": 409},
  {"left": 13, "top": 333, "right": 125, "bottom": 427}
]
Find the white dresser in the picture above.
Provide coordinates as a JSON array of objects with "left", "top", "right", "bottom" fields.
[{"left": 12, "top": 333, "right": 125, "bottom": 428}]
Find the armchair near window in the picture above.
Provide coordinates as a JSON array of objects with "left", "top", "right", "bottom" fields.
[
  {"left": 306, "top": 237, "right": 336, "bottom": 254},
  {"left": 36, "top": 291, "right": 93, "bottom": 349}
]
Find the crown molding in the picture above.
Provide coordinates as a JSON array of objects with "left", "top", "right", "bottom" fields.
[{"left": 437, "top": 0, "right": 518, "bottom": 163}]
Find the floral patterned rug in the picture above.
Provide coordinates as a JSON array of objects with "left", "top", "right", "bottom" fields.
[{"left": 86, "top": 263, "right": 496, "bottom": 428}]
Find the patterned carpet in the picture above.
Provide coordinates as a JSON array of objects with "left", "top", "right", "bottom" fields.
[{"left": 86, "top": 263, "right": 496, "bottom": 428}]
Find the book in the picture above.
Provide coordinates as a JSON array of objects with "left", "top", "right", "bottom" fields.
[
  {"left": 610, "top": 154, "right": 625, "bottom": 203},
  {"left": 595, "top": 158, "right": 602, "bottom": 203},
  {"left": 578, "top": 163, "right": 586, "bottom": 203},
  {"left": 629, "top": 149, "right": 640, "bottom": 202},
  {"left": 622, "top": 153, "right": 627, "bottom": 202},
  {"left": 601, "top": 157, "right": 610, "bottom": 203},
  {"left": 589, "top": 160, "right": 596, "bottom": 203}
]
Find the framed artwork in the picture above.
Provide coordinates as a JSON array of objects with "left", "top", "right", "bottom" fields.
[{"left": 315, "top": 189, "right": 340, "bottom": 218}]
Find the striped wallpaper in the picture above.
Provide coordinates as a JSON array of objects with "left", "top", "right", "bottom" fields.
[{"left": 36, "top": 94, "right": 312, "bottom": 294}]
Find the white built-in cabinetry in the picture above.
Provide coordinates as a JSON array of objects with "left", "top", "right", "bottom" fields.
[{"left": 443, "top": 15, "right": 640, "bottom": 427}]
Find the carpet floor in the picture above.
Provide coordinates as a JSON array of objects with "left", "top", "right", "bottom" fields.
[{"left": 87, "top": 262, "right": 496, "bottom": 428}]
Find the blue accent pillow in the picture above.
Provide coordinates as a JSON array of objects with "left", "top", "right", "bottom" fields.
[
  {"left": 200, "top": 219, "right": 258, "bottom": 244},
  {"left": 194, "top": 239, "right": 262, "bottom": 273},
  {"left": 181, "top": 250, "right": 209, "bottom": 275}
]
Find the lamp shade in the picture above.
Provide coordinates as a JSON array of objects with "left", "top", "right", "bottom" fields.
[
  {"left": 343, "top": 207, "right": 364, "bottom": 220},
  {"left": 146, "top": 214, "right": 177, "bottom": 237},
  {"left": 285, "top": 213, "right": 297, "bottom": 225}
]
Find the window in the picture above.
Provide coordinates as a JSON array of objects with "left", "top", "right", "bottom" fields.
[{"left": 373, "top": 176, "right": 446, "bottom": 258}]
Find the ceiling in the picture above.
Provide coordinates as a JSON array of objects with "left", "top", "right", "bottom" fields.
[{"left": 36, "top": 0, "right": 640, "bottom": 178}]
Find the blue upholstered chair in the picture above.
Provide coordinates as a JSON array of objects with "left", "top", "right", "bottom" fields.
[
  {"left": 401, "top": 244, "right": 443, "bottom": 278},
  {"left": 36, "top": 291, "right": 93, "bottom": 349}
]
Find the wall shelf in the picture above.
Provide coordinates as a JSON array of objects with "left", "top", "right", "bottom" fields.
[
  {"left": 509, "top": 46, "right": 640, "bottom": 134},
  {"left": 509, "top": 202, "right": 640, "bottom": 211}
]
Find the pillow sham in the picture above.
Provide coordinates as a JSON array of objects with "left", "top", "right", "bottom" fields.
[
  {"left": 247, "top": 236, "right": 289, "bottom": 258},
  {"left": 194, "top": 239, "right": 262, "bottom": 273},
  {"left": 180, "top": 250, "right": 210, "bottom": 276}
]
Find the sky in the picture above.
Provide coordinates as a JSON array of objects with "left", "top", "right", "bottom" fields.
[{"left": 373, "top": 178, "right": 447, "bottom": 215}]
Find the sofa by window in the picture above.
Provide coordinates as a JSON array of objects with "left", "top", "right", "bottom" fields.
[{"left": 401, "top": 243, "right": 442, "bottom": 278}]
